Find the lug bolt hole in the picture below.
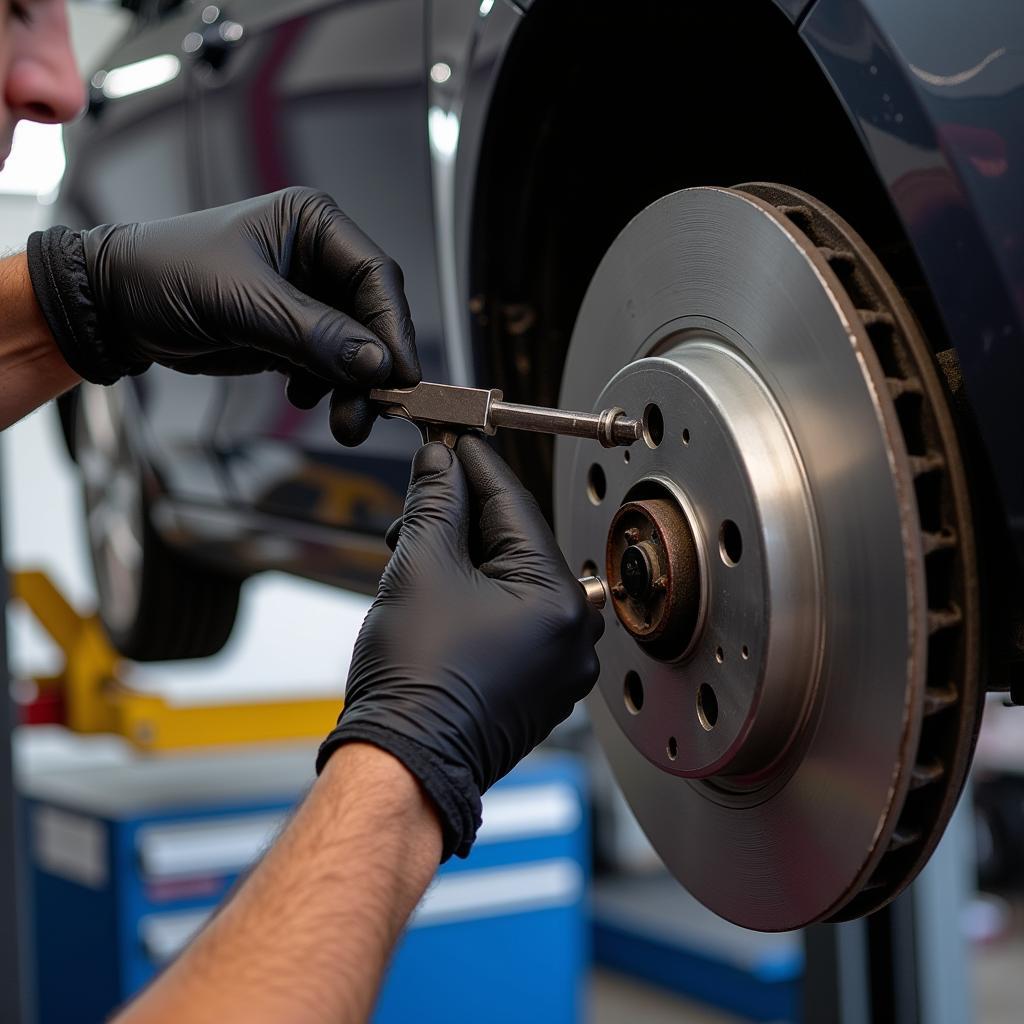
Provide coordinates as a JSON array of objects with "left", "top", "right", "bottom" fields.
[
  {"left": 587, "top": 464, "right": 606, "bottom": 505},
  {"left": 642, "top": 404, "right": 664, "bottom": 448},
  {"left": 667, "top": 736, "right": 678, "bottom": 761},
  {"left": 715, "top": 646, "right": 724, "bottom": 664},
  {"left": 719, "top": 519, "right": 742, "bottom": 566},
  {"left": 741, "top": 644, "right": 749, "bottom": 660},
  {"left": 624, "top": 671, "right": 644, "bottom": 715},
  {"left": 697, "top": 684, "right": 718, "bottom": 731},
  {"left": 682, "top": 428, "right": 690, "bottom": 445},
  {"left": 623, "top": 449, "right": 631, "bottom": 464}
]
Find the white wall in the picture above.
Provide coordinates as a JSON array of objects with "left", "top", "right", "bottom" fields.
[{"left": 0, "top": 194, "right": 47, "bottom": 250}]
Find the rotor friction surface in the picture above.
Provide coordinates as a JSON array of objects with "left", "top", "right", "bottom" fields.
[{"left": 554, "top": 185, "right": 979, "bottom": 930}]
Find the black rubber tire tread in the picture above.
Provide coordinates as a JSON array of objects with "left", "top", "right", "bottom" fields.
[
  {"left": 55, "top": 387, "right": 79, "bottom": 462},
  {"left": 97, "top": 496, "right": 242, "bottom": 663}
]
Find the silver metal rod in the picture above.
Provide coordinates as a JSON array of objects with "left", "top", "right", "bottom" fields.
[
  {"left": 490, "top": 401, "right": 640, "bottom": 448},
  {"left": 369, "top": 382, "right": 641, "bottom": 448},
  {"left": 577, "top": 575, "right": 609, "bottom": 609}
]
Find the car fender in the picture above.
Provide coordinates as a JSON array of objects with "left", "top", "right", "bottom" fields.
[
  {"left": 439, "top": 0, "right": 1024, "bottom": 561},
  {"left": 429, "top": 0, "right": 523, "bottom": 387},
  {"left": 800, "top": 0, "right": 1024, "bottom": 560}
]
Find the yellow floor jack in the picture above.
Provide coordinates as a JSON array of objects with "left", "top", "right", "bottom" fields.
[{"left": 11, "top": 569, "right": 341, "bottom": 752}]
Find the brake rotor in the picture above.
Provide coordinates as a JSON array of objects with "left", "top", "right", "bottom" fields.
[{"left": 554, "top": 184, "right": 981, "bottom": 931}]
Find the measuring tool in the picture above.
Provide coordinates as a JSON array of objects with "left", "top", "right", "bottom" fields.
[
  {"left": 370, "top": 381, "right": 641, "bottom": 448},
  {"left": 371, "top": 382, "right": 625, "bottom": 607}
]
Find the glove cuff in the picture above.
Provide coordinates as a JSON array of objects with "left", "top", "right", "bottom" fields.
[
  {"left": 26, "top": 227, "right": 150, "bottom": 386},
  {"left": 316, "top": 722, "right": 482, "bottom": 862}
]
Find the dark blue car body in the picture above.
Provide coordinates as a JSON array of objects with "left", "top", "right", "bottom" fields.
[{"left": 57, "top": 0, "right": 1023, "bottom": 651}]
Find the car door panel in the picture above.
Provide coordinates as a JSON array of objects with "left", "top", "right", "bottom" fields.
[
  {"left": 193, "top": 0, "right": 443, "bottom": 532},
  {"left": 57, "top": 3, "right": 229, "bottom": 505},
  {"left": 60, "top": 5, "right": 199, "bottom": 225}
]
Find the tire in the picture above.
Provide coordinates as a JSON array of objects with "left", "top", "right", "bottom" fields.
[{"left": 75, "top": 382, "right": 242, "bottom": 661}]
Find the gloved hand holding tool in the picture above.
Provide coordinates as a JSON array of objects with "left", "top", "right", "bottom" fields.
[
  {"left": 317, "top": 432, "right": 606, "bottom": 859},
  {"left": 19, "top": 177, "right": 612, "bottom": 1014},
  {"left": 27, "top": 187, "right": 419, "bottom": 444}
]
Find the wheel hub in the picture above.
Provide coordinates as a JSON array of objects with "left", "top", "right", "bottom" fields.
[
  {"left": 554, "top": 184, "right": 981, "bottom": 930},
  {"left": 592, "top": 349, "right": 822, "bottom": 782},
  {"left": 606, "top": 494, "right": 699, "bottom": 654}
]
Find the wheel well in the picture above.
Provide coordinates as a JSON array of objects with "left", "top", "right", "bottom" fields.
[{"left": 470, "top": 0, "right": 946, "bottom": 516}]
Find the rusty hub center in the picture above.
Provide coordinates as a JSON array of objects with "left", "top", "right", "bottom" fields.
[{"left": 606, "top": 496, "right": 700, "bottom": 660}]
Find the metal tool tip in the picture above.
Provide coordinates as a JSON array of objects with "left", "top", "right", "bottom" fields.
[{"left": 578, "top": 575, "right": 609, "bottom": 609}]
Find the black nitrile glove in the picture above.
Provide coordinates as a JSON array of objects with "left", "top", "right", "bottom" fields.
[
  {"left": 26, "top": 187, "right": 419, "bottom": 445},
  {"left": 317, "top": 434, "right": 604, "bottom": 860}
]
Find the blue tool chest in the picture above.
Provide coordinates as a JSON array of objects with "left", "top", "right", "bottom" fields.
[{"left": 23, "top": 746, "right": 588, "bottom": 1024}]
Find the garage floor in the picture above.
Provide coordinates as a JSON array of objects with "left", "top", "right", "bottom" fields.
[
  {"left": 974, "top": 908, "right": 1024, "bottom": 1024},
  {"left": 592, "top": 971, "right": 738, "bottom": 1023},
  {"left": 592, "top": 913, "right": 1024, "bottom": 1024}
]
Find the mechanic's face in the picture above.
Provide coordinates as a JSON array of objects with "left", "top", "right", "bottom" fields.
[{"left": 0, "top": 0, "right": 83, "bottom": 168}]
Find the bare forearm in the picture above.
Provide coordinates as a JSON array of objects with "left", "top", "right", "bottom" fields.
[
  {"left": 0, "top": 252, "right": 79, "bottom": 427},
  {"left": 115, "top": 743, "right": 442, "bottom": 1024}
]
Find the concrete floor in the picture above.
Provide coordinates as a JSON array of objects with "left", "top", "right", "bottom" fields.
[
  {"left": 974, "top": 905, "right": 1024, "bottom": 1024},
  {"left": 592, "top": 970, "right": 740, "bottom": 1024},
  {"left": 591, "top": 916, "right": 1024, "bottom": 1024}
]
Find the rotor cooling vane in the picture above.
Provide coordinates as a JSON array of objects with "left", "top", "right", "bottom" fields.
[{"left": 554, "top": 184, "right": 981, "bottom": 931}]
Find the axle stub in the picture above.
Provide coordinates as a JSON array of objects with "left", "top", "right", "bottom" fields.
[{"left": 606, "top": 496, "right": 699, "bottom": 660}]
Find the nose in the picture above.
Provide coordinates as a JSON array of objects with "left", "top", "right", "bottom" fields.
[{"left": 5, "top": 19, "right": 85, "bottom": 125}]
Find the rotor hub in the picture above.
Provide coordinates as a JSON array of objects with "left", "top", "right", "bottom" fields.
[{"left": 594, "top": 349, "right": 821, "bottom": 781}]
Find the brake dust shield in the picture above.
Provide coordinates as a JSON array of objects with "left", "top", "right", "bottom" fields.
[{"left": 554, "top": 184, "right": 981, "bottom": 931}]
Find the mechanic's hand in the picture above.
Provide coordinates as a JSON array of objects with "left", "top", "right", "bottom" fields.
[
  {"left": 27, "top": 188, "right": 419, "bottom": 445},
  {"left": 317, "top": 434, "right": 604, "bottom": 860}
]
